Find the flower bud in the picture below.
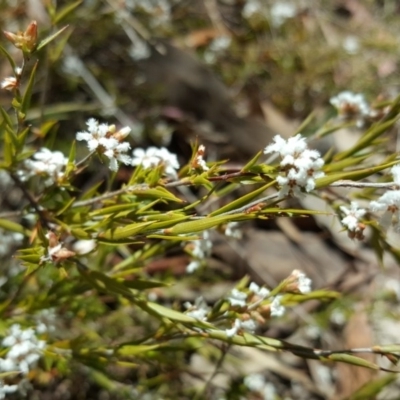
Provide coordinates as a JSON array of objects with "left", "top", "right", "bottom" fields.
[{"left": 3, "top": 21, "right": 37, "bottom": 53}]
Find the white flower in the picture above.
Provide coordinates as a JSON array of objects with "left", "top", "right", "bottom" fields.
[
  {"left": 226, "top": 288, "right": 248, "bottom": 307},
  {"left": 264, "top": 134, "right": 325, "bottom": 198},
  {"left": 131, "top": 146, "right": 179, "bottom": 177},
  {"left": 249, "top": 282, "right": 270, "bottom": 299},
  {"left": 103, "top": 139, "right": 132, "bottom": 171},
  {"left": 1, "top": 76, "right": 17, "bottom": 91},
  {"left": 343, "top": 36, "right": 360, "bottom": 54},
  {"left": 225, "top": 222, "right": 242, "bottom": 239},
  {"left": 1, "top": 324, "right": 46, "bottom": 377},
  {"left": 239, "top": 318, "right": 258, "bottom": 334},
  {"left": 270, "top": 2, "right": 297, "bottom": 27},
  {"left": 186, "top": 260, "right": 201, "bottom": 274},
  {"left": 270, "top": 296, "right": 285, "bottom": 317},
  {"left": 291, "top": 270, "right": 312, "bottom": 294},
  {"left": 244, "top": 373, "right": 266, "bottom": 392},
  {"left": 76, "top": 118, "right": 110, "bottom": 150},
  {"left": 340, "top": 202, "right": 366, "bottom": 232},
  {"left": 193, "top": 145, "right": 209, "bottom": 171},
  {"left": 184, "top": 297, "right": 210, "bottom": 321},
  {"left": 225, "top": 318, "right": 241, "bottom": 338},
  {"left": 242, "top": 0, "right": 263, "bottom": 19},
  {"left": 330, "top": 91, "right": 371, "bottom": 127},
  {"left": 72, "top": 239, "right": 97, "bottom": 255},
  {"left": 370, "top": 190, "right": 400, "bottom": 231}
]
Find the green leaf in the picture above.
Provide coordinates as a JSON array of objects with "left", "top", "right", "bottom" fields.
[
  {"left": 36, "top": 26, "right": 70, "bottom": 52},
  {"left": 335, "top": 116, "right": 399, "bottom": 161},
  {"left": 117, "top": 344, "right": 163, "bottom": 356},
  {"left": 131, "top": 186, "right": 184, "bottom": 203},
  {"left": 316, "top": 161, "right": 400, "bottom": 188},
  {"left": 0, "top": 106, "right": 14, "bottom": 129},
  {"left": 0, "top": 219, "right": 28, "bottom": 235},
  {"left": 21, "top": 61, "right": 38, "bottom": 115},
  {"left": 325, "top": 354, "right": 380, "bottom": 370},
  {"left": 123, "top": 279, "right": 168, "bottom": 290},
  {"left": 210, "top": 182, "right": 275, "bottom": 216},
  {"left": 53, "top": 0, "right": 82, "bottom": 25},
  {"left": 89, "top": 203, "right": 138, "bottom": 217},
  {"left": 17, "top": 126, "right": 30, "bottom": 150},
  {"left": 241, "top": 150, "right": 263, "bottom": 172},
  {"left": 166, "top": 214, "right": 244, "bottom": 235},
  {"left": 0, "top": 44, "right": 16, "bottom": 71},
  {"left": 346, "top": 374, "right": 397, "bottom": 400},
  {"left": 99, "top": 221, "right": 154, "bottom": 240},
  {"left": 143, "top": 302, "right": 200, "bottom": 323},
  {"left": 78, "top": 269, "right": 134, "bottom": 298}
]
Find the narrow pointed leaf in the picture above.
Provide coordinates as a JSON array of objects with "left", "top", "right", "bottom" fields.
[
  {"left": 21, "top": 61, "right": 38, "bottom": 115},
  {"left": 36, "top": 25, "right": 70, "bottom": 52}
]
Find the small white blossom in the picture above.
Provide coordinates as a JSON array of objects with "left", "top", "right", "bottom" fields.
[
  {"left": 330, "top": 91, "right": 371, "bottom": 127},
  {"left": 242, "top": 0, "right": 263, "bottom": 19},
  {"left": 270, "top": 295, "right": 285, "bottom": 317},
  {"left": 226, "top": 288, "right": 248, "bottom": 307},
  {"left": 244, "top": 373, "right": 277, "bottom": 400},
  {"left": 186, "top": 260, "right": 201, "bottom": 274},
  {"left": 340, "top": 201, "right": 366, "bottom": 233},
  {"left": 343, "top": 36, "right": 360, "bottom": 54},
  {"left": 131, "top": 146, "right": 179, "bottom": 177},
  {"left": 184, "top": 297, "right": 210, "bottom": 321},
  {"left": 185, "top": 231, "right": 212, "bottom": 273},
  {"left": 224, "top": 222, "right": 242, "bottom": 239},
  {"left": 72, "top": 239, "right": 97, "bottom": 255},
  {"left": 1, "top": 76, "right": 17, "bottom": 91},
  {"left": 249, "top": 282, "right": 270, "bottom": 299},
  {"left": 270, "top": 2, "right": 297, "bottom": 27},
  {"left": 225, "top": 318, "right": 241, "bottom": 338},
  {"left": 370, "top": 190, "right": 400, "bottom": 231},
  {"left": 239, "top": 318, "right": 258, "bottom": 334},
  {"left": 291, "top": 270, "right": 312, "bottom": 294},
  {"left": 20, "top": 148, "right": 68, "bottom": 186},
  {"left": 264, "top": 134, "right": 325, "bottom": 198},
  {"left": 225, "top": 318, "right": 258, "bottom": 337},
  {"left": 192, "top": 145, "right": 209, "bottom": 171}
]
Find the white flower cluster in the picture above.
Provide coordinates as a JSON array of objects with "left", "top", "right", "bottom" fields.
[
  {"left": 224, "top": 222, "right": 242, "bottom": 239},
  {"left": 132, "top": 146, "right": 180, "bottom": 177},
  {"left": 289, "top": 270, "right": 312, "bottom": 294},
  {"left": 77, "top": 118, "right": 132, "bottom": 172},
  {"left": 244, "top": 373, "right": 277, "bottom": 400},
  {"left": 185, "top": 231, "right": 213, "bottom": 273},
  {"left": 340, "top": 201, "right": 366, "bottom": 239},
  {"left": 330, "top": 91, "right": 374, "bottom": 127},
  {"left": 224, "top": 282, "right": 284, "bottom": 337},
  {"left": 264, "top": 134, "right": 325, "bottom": 198},
  {"left": 0, "top": 324, "right": 46, "bottom": 398},
  {"left": 242, "top": 0, "right": 297, "bottom": 28},
  {"left": 370, "top": 165, "right": 400, "bottom": 232},
  {"left": 184, "top": 297, "right": 210, "bottom": 321},
  {"left": 18, "top": 148, "right": 68, "bottom": 186}
]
